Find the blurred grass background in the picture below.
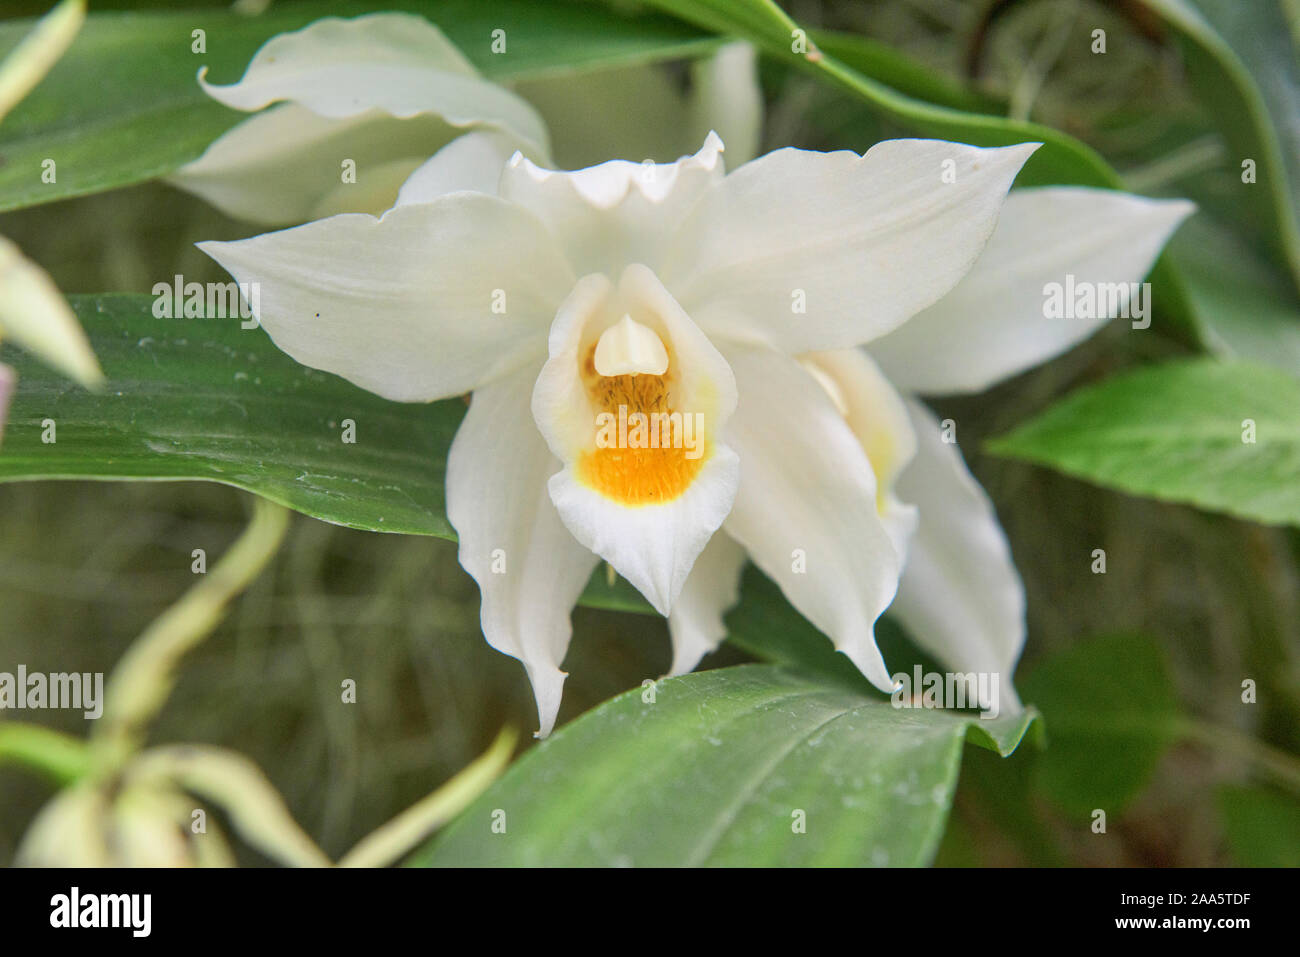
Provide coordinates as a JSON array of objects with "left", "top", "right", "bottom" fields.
[{"left": 1, "top": 0, "right": 1297, "bottom": 865}]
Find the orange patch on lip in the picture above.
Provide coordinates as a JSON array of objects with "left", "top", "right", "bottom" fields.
[
  {"left": 576, "top": 347, "right": 708, "bottom": 506},
  {"left": 578, "top": 443, "right": 708, "bottom": 506}
]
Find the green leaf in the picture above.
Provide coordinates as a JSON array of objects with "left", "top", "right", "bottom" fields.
[
  {"left": 808, "top": 30, "right": 999, "bottom": 116},
  {"left": 0, "top": 721, "right": 90, "bottom": 785},
  {"left": 411, "top": 664, "right": 1036, "bottom": 867},
  {"left": 0, "top": 293, "right": 638, "bottom": 610},
  {"left": 1216, "top": 784, "right": 1300, "bottom": 867},
  {"left": 0, "top": 293, "right": 463, "bottom": 536},
  {"left": 987, "top": 359, "right": 1300, "bottom": 528},
  {"left": 1020, "top": 633, "right": 1181, "bottom": 815},
  {"left": 1170, "top": 216, "right": 1300, "bottom": 378},
  {"left": 1136, "top": 0, "right": 1300, "bottom": 294},
  {"left": 0, "top": 0, "right": 714, "bottom": 213},
  {"left": 644, "top": 0, "right": 1115, "bottom": 186}
]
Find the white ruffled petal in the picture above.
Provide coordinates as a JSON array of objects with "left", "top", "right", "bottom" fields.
[
  {"left": 870, "top": 188, "right": 1195, "bottom": 395},
  {"left": 173, "top": 13, "right": 549, "bottom": 223},
  {"left": 447, "top": 367, "right": 600, "bottom": 738},
  {"left": 719, "top": 344, "right": 904, "bottom": 692},
  {"left": 663, "top": 139, "right": 1039, "bottom": 353},
  {"left": 394, "top": 130, "right": 522, "bottom": 204},
  {"left": 196, "top": 13, "right": 547, "bottom": 153},
  {"left": 199, "top": 197, "right": 572, "bottom": 402},
  {"left": 666, "top": 531, "right": 747, "bottom": 675},
  {"left": 500, "top": 132, "right": 726, "bottom": 277}
]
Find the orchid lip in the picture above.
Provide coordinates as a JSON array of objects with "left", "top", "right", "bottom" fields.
[{"left": 569, "top": 276, "right": 719, "bottom": 508}]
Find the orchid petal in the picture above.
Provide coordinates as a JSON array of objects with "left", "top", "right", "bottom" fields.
[
  {"left": 532, "top": 266, "right": 739, "bottom": 615},
  {"left": 0, "top": 0, "right": 84, "bottom": 125},
  {"left": 199, "top": 197, "right": 572, "bottom": 402},
  {"left": 514, "top": 62, "right": 685, "bottom": 168},
  {"left": 0, "top": 236, "right": 102, "bottom": 388},
  {"left": 172, "top": 13, "right": 548, "bottom": 223},
  {"left": 171, "top": 104, "right": 455, "bottom": 224},
  {"left": 719, "top": 344, "right": 904, "bottom": 692},
  {"left": 870, "top": 188, "right": 1195, "bottom": 395},
  {"left": 195, "top": 13, "right": 546, "bottom": 152},
  {"left": 666, "top": 531, "right": 747, "bottom": 675},
  {"left": 395, "top": 130, "right": 522, "bottom": 204},
  {"left": 447, "top": 367, "right": 600, "bottom": 738},
  {"left": 687, "top": 42, "right": 762, "bottom": 168},
  {"left": 663, "top": 140, "right": 1039, "bottom": 353},
  {"left": 514, "top": 41, "right": 760, "bottom": 170},
  {"left": 890, "top": 399, "right": 1026, "bottom": 710},
  {"left": 798, "top": 348, "right": 918, "bottom": 558},
  {"left": 500, "top": 133, "right": 726, "bottom": 277}
]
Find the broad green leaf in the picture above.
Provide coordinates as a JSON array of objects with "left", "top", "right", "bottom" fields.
[
  {"left": 0, "top": 293, "right": 650, "bottom": 611},
  {"left": 1171, "top": 216, "right": 1300, "bottom": 378},
  {"left": 0, "top": 294, "right": 464, "bottom": 535},
  {"left": 1136, "top": 0, "right": 1300, "bottom": 294},
  {"left": 411, "top": 664, "right": 1037, "bottom": 867},
  {"left": 640, "top": 0, "right": 1200, "bottom": 340},
  {"left": 987, "top": 359, "right": 1300, "bottom": 528},
  {"left": 808, "top": 29, "right": 1000, "bottom": 116},
  {"left": 0, "top": 0, "right": 714, "bottom": 212},
  {"left": 937, "top": 743, "right": 1065, "bottom": 867},
  {"left": 1020, "top": 633, "right": 1181, "bottom": 815},
  {"left": 1217, "top": 784, "right": 1300, "bottom": 867}
]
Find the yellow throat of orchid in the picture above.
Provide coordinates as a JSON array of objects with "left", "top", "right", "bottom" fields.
[{"left": 577, "top": 315, "right": 709, "bottom": 506}]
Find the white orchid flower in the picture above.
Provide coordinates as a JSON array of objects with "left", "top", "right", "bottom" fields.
[
  {"left": 679, "top": 187, "right": 1195, "bottom": 711},
  {"left": 168, "top": 13, "right": 551, "bottom": 225},
  {"left": 201, "top": 130, "right": 1054, "bottom": 735}
]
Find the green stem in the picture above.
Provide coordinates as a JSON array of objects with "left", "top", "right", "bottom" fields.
[
  {"left": 0, "top": 721, "right": 90, "bottom": 784},
  {"left": 338, "top": 727, "right": 517, "bottom": 868},
  {"left": 1122, "top": 135, "right": 1225, "bottom": 193},
  {"left": 92, "top": 496, "right": 290, "bottom": 765},
  {"left": 1178, "top": 718, "right": 1300, "bottom": 794}
]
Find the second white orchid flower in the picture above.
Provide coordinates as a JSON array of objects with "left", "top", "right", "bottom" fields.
[
  {"left": 168, "top": 12, "right": 763, "bottom": 227},
  {"left": 202, "top": 130, "right": 1191, "bottom": 736},
  {"left": 169, "top": 13, "right": 551, "bottom": 225}
]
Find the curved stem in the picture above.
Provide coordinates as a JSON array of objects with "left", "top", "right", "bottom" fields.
[
  {"left": 338, "top": 727, "right": 518, "bottom": 868},
  {"left": 93, "top": 496, "right": 290, "bottom": 764},
  {"left": 0, "top": 721, "right": 90, "bottom": 784},
  {"left": 1178, "top": 717, "right": 1300, "bottom": 794}
]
